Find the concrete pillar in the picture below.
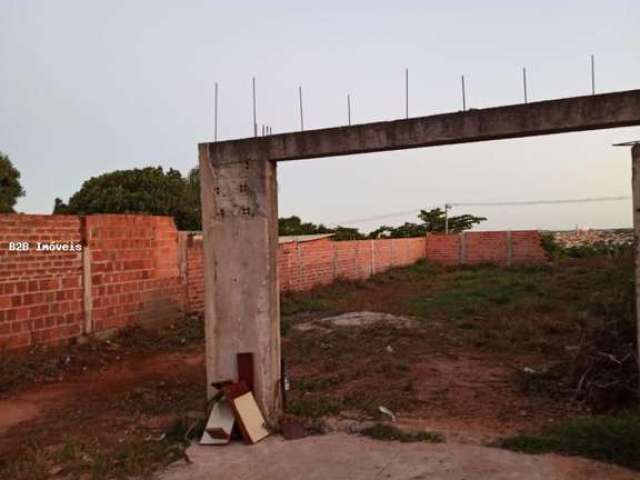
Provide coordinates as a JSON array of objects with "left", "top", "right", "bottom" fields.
[
  {"left": 199, "top": 144, "right": 281, "bottom": 425},
  {"left": 459, "top": 233, "right": 467, "bottom": 265},
  {"left": 632, "top": 144, "right": 640, "bottom": 394},
  {"left": 82, "top": 246, "right": 93, "bottom": 335},
  {"left": 370, "top": 239, "right": 375, "bottom": 276}
]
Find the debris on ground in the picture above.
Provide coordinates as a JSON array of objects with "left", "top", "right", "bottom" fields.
[
  {"left": 359, "top": 423, "right": 444, "bottom": 443},
  {"left": 378, "top": 406, "right": 397, "bottom": 422},
  {"left": 281, "top": 421, "right": 308, "bottom": 440},
  {"left": 201, "top": 353, "right": 270, "bottom": 446},
  {"left": 295, "top": 311, "right": 419, "bottom": 331},
  {"left": 518, "top": 286, "right": 638, "bottom": 412}
]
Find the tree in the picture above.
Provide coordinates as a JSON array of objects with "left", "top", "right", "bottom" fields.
[
  {"left": 418, "top": 208, "right": 486, "bottom": 234},
  {"left": 278, "top": 215, "right": 333, "bottom": 236},
  {"left": 54, "top": 166, "right": 202, "bottom": 230},
  {"left": 369, "top": 208, "right": 486, "bottom": 238},
  {"left": 0, "top": 151, "right": 25, "bottom": 213},
  {"left": 332, "top": 226, "right": 365, "bottom": 241}
]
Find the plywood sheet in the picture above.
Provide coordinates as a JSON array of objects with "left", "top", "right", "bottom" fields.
[{"left": 230, "top": 392, "right": 270, "bottom": 444}]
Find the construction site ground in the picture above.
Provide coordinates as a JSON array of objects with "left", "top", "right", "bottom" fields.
[{"left": 1, "top": 256, "right": 638, "bottom": 479}]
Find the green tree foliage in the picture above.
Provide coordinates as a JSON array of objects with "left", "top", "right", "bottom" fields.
[
  {"left": 277, "top": 216, "right": 365, "bottom": 240},
  {"left": 418, "top": 208, "right": 486, "bottom": 233},
  {"left": 0, "top": 151, "right": 25, "bottom": 213},
  {"left": 332, "top": 226, "right": 365, "bottom": 241},
  {"left": 278, "top": 215, "right": 333, "bottom": 236},
  {"left": 53, "top": 167, "right": 201, "bottom": 230},
  {"left": 369, "top": 208, "right": 487, "bottom": 238}
]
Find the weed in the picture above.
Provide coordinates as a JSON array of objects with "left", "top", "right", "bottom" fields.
[
  {"left": 0, "top": 445, "right": 50, "bottom": 480},
  {"left": 286, "top": 396, "right": 342, "bottom": 418},
  {"left": 360, "top": 423, "right": 444, "bottom": 443},
  {"left": 498, "top": 411, "right": 640, "bottom": 470}
]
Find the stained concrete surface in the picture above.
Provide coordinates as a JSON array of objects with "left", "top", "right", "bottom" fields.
[
  {"left": 157, "top": 433, "right": 640, "bottom": 480},
  {"left": 295, "top": 311, "right": 419, "bottom": 331}
]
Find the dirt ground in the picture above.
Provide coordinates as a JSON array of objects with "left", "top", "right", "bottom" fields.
[
  {"left": 283, "top": 311, "right": 577, "bottom": 444},
  {"left": 0, "top": 257, "right": 638, "bottom": 478},
  {"left": 0, "top": 321, "right": 208, "bottom": 479}
]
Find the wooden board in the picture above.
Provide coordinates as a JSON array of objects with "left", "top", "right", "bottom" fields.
[
  {"left": 228, "top": 391, "right": 270, "bottom": 444},
  {"left": 205, "top": 398, "right": 235, "bottom": 439}
]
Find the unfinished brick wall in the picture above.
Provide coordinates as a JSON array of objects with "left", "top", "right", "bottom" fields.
[
  {"left": 425, "top": 234, "right": 461, "bottom": 265},
  {"left": 425, "top": 231, "right": 547, "bottom": 266},
  {"left": 0, "top": 214, "right": 184, "bottom": 351},
  {"left": 182, "top": 233, "right": 205, "bottom": 314},
  {"left": 511, "top": 231, "right": 548, "bottom": 264},
  {"left": 87, "top": 215, "right": 183, "bottom": 334},
  {"left": 1, "top": 213, "right": 547, "bottom": 351},
  {"left": 0, "top": 215, "right": 84, "bottom": 350}
]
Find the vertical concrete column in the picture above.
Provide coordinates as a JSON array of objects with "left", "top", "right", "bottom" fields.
[
  {"left": 82, "top": 246, "right": 93, "bottom": 335},
  {"left": 459, "top": 233, "right": 467, "bottom": 265},
  {"left": 632, "top": 144, "right": 640, "bottom": 394},
  {"left": 199, "top": 144, "right": 281, "bottom": 425},
  {"left": 177, "top": 232, "right": 189, "bottom": 314},
  {"left": 370, "top": 239, "right": 375, "bottom": 276},
  {"left": 296, "top": 240, "right": 303, "bottom": 288},
  {"left": 390, "top": 239, "right": 395, "bottom": 267},
  {"left": 80, "top": 217, "right": 93, "bottom": 335}
]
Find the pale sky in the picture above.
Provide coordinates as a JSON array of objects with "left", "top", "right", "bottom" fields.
[{"left": 1, "top": 0, "right": 639, "bottom": 232}]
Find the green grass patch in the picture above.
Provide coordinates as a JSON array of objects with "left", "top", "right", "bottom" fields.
[
  {"left": 407, "top": 265, "right": 550, "bottom": 319},
  {"left": 498, "top": 411, "right": 640, "bottom": 470},
  {"left": 360, "top": 423, "right": 444, "bottom": 443},
  {"left": 0, "top": 435, "right": 189, "bottom": 480},
  {"left": 286, "top": 396, "right": 343, "bottom": 418}
]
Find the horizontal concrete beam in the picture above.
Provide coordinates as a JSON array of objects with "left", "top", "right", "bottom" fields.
[{"left": 201, "top": 89, "right": 640, "bottom": 162}]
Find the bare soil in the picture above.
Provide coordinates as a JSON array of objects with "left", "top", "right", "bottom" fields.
[{"left": 0, "top": 256, "right": 636, "bottom": 478}]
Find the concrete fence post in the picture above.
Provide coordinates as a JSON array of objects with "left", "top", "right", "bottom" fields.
[
  {"left": 424, "top": 234, "right": 429, "bottom": 260},
  {"left": 82, "top": 246, "right": 93, "bottom": 335},
  {"left": 332, "top": 241, "right": 338, "bottom": 281},
  {"left": 80, "top": 216, "right": 93, "bottom": 336},
  {"left": 460, "top": 233, "right": 467, "bottom": 265},
  {"left": 390, "top": 239, "right": 395, "bottom": 267},
  {"left": 405, "top": 238, "right": 410, "bottom": 264},
  {"left": 177, "top": 232, "right": 189, "bottom": 314},
  {"left": 296, "top": 240, "right": 303, "bottom": 288},
  {"left": 631, "top": 144, "right": 640, "bottom": 397},
  {"left": 370, "top": 239, "right": 375, "bottom": 276},
  {"left": 506, "top": 230, "right": 513, "bottom": 267}
]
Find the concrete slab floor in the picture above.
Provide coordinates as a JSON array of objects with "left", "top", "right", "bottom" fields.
[{"left": 157, "top": 433, "right": 640, "bottom": 480}]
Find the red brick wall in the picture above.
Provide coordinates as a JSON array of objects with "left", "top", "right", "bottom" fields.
[
  {"left": 0, "top": 214, "right": 184, "bottom": 351},
  {"left": 183, "top": 233, "right": 204, "bottom": 314},
  {"left": 184, "top": 236, "right": 429, "bottom": 305},
  {"left": 1, "top": 214, "right": 547, "bottom": 351},
  {"left": 87, "top": 215, "right": 183, "bottom": 333},
  {"left": 278, "top": 237, "right": 430, "bottom": 291},
  {"left": 466, "top": 231, "right": 509, "bottom": 265},
  {"left": 426, "top": 231, "right": 547, "bottom": 266},
  {"left": 0, "top": 215, "right": 84, "bottom": 350},
  {"left": 425, "top": 234, "right": 461, "bottom": 265},
  {"left": 511, "top": 231, "right": 548, "bottom": 264}
]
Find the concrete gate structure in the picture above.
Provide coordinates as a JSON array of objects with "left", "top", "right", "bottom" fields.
[{"left": 198, "top": 89, "right": 640, "bottom": 425}]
